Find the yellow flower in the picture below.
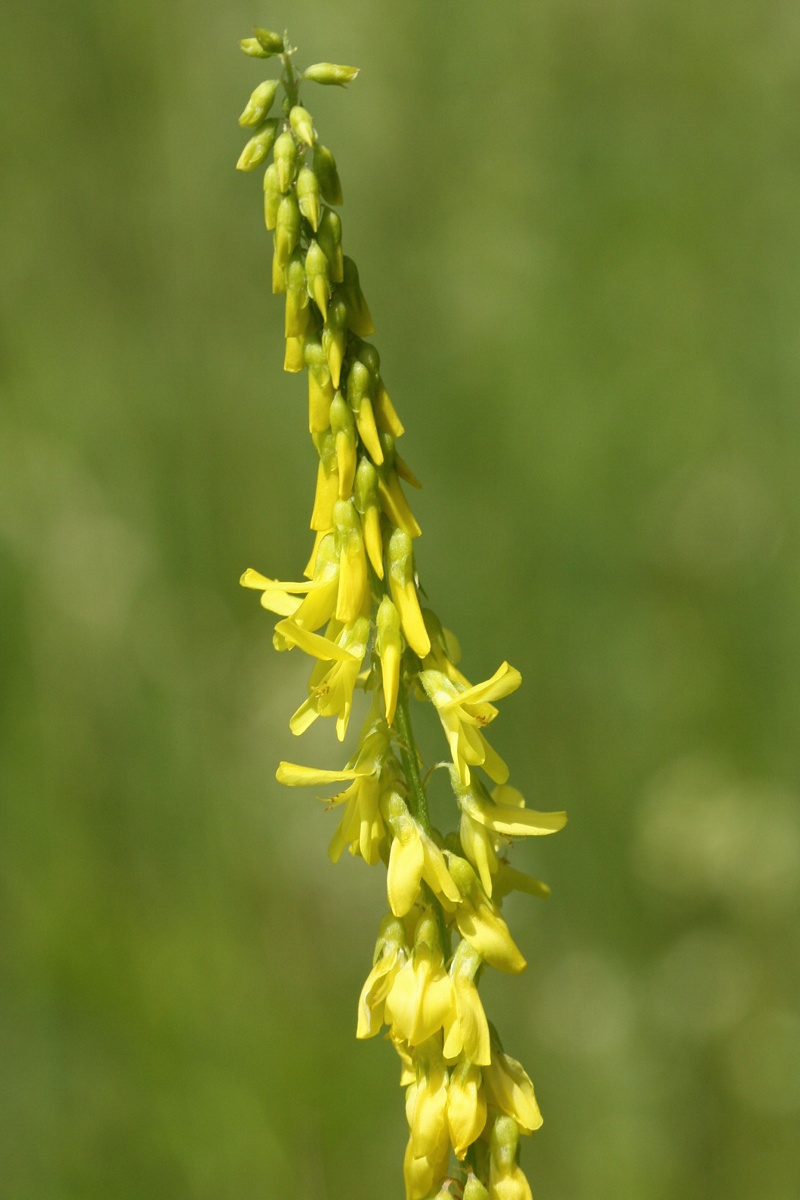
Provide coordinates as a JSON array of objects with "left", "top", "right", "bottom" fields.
[
  {"left": 385, "top": 910, "right": 455, "bottom": 1047},
  {"left": 388, "top": 527, "right": 430, "bottom": 658},
  {"left": 405, "top": 1036, "right": 449, "bottom": 1161},
  {"left": 445, "top": 854, "right": 526, "bottom": 974},
  {"left": 275, "top": 615, "right": 370, "bottom": 741},
  {"left": 447, "top": 1058, "right": 487, "bottom": 1159},
  {"left": 454, "top": 773, "right": 567, "bottom": 895},
  {"left": 240, "top": 531, "right": 339, "bottom": 627},
  {"left": 442, "top": 940, "right": 491, "bottom": 1066},
  {"left": 356, "top": 914, "right": 408, "bottom": 1039},
  {"left": 488, "top": 1115, "right": 533, "bottom": 1200},
  {"left": 382, "top": 792, "right": 461, "bottom": 917},
  {"left": 403, "top": 1133, "right": 449, "bottom": 1200},
  {"left": 484, "top": 1049, "right": 542, "bottom": 1134},
  {"left": 419, "top": 662, "right": 522, "bottom": 786},
  {"left": 376, "top": 595, "right": 402, "bottom": 724}
]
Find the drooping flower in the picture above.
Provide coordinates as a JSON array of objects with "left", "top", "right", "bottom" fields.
[
  {"left": 382, "top": 791, "right": 461, "bottom": 916},
  {"left": 447, "top": 1057, "right": 487, "bottom": 1159},
  {"left": 356, "top": 913, "right": 408, "bottom": 1039},
  {"left": 484, "top": 1047, "right": 543, "bottom": 1134},
  {"left": 385, "top": 910, "right": 456, "bottom": 1048},
  {"left": 446, "top": 854, "right": 526, "bottom": 974}
]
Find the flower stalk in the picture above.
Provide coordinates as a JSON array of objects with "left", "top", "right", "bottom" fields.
[{"left": 236, "top": 27, "right": 566, "bottom": 1199}]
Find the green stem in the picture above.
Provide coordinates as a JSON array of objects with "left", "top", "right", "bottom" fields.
[{"left": 394, "top": 679, "right": 431, "bottom": 834}]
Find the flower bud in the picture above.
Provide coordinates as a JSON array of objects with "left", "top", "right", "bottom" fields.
[
  {"left": 236, "top": 118, "right": 279, "bottom": 171},
  {"left": 375, "top": 379, "right": 405, "bottom": 438},
  {"left": 463, "top": 1174, "right": 490, "bottom": 1200},
  {"left": 388, "top": 528, "right": 430, "bottom": 658},
  {"left": 283, "top": 335, "right": 305, "bottom": 372},
  {"left": 347, "top": 363, "right": 383, "bottom": 462},
  {"left": 378, "top": 440, "right": 421, "bottom": 539},
  {"left": 289, "top": 104, "right": 315, "bottom": 147},
  {"left": 333, "top": 498, "right": 369, "bottom": 622},
  {"left": 341, "top": 256, "right": 375, "bottom": 336},
  {"left": 313, "top": 144, "right": 343, "bottom": 205},
  {"left": 284, "top": 252, "right": 309, "bottom": 337},
  {"left": 238, "top": 79, "right": 280, "bottom": 127},
  {"left": 310, "top": 430, "right": 338, "bottom": 531},
  {"left": 262, "top": 162, "right": 281, "bottom": 230},
  {"left": 239, "top": 36, "right": 272, "bottom": 58},
  {"left": 304, "top": 335, "right": 334, "bottom": 433},
  {"left": 317, "top": 208, "right": 344, "bottom": 283},
  {"left": 323, "top": 295, "right": 349, "bottom": 389},
  {"left": 303, "top": 62, "right": 360, "bottom": 86},
  {"left": 253, "top": 28, "right": 284, "bottom": 54},
  {"left": 274, "top": 191, "right": 300, "bottom": 269},
  {"left": 376, "top": 595, "right": 401, "bottom": 721},
  {"left": 296, "top": 166, "right": 321, "bottom": 231},
  {"left": 330, "top": 392, "right": 357, "bottom": 498},
  {"left": 354, "top": 457, "right": 383, "bottom": 577},
  {"left": 305, "top": 239, "right": 331, "bottom": 318},
  {"left": 273, "top": 130, "right": 297, "bottom": 192},
  {"left": 447, "top": 1059, "right": 487, "bottom": 1159}
]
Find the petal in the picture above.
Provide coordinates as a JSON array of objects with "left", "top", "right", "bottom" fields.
[
  {"left": 387, "top": 829, "right": 425, "bottom": 916},
  {"left": 439, "top": 662, "right": 522, "bottom": 711},
  {"left": 276, "top": 761, "right": 368, "bottom": 786},
  {"left": 275, "top": 618, "right": 356, "bottom": 662}
]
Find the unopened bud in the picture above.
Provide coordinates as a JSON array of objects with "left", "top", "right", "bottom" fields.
[
  {"left": 273, "top": 130, "right": 297, "bottom": 192},
  {"left": 376, "top": 596, "right": 401, "bottom": 720},
  {"left": 388, "top": 527, "right": 430, "bottom": 658},
  {"left": 274, "top": 191, "right": 300, "bottom": 268},
  {"left": 305, "top": 336, "right": 334, "bottom": 433},
  {"left": 285, "top": 253, "right": 309, "bottom": 337},
  {"left": 463, "top": 1174, "right": 490, "bottom": 1200},
  {"left": 313, "top": 144, "right": 343, "bottom": 206},
  {"left": 333, "top": 498, "right": 368, "bottom": 622},
  {"left": 284, "top": 334, "right": 305, "bottom": 373},
  {"left": 354, "top": 458, "right": 383, "bottom": 578},
  {"left": 303, "top": 62, "right": 360, "bottom": 86},
  {"left": 262, "top": 162, "right": 281, "bottom": 230},
  {"left": 236, "top": 118, "right": 279, "bottom": 171},
  {"left": 238, "top": 79, "right": 280, "bottom": 127},
  {"left": 254, "top": 28, "right": 284, "bottom": 55},
  {"left": 239, "top": 37, "right": 271, "bottom": 58},
  {"left": 305, "top": 240, "right": 331, "bottom": 318},
  {"left": 322, "top": 296, "right": 349, "bottom": 389},
  {"left": 330, "top": 392, "right": 357, "bottom": 498},
  {"left": 317, "top": 209, "right": 344, "bottom": 282},
  {"left": 341, "top": 256, "right": 375, "bottom": 336},
  {"left": 289, "top": 104, "right": 315, "bottom": 147},
  {"left": 296, "top": 166, "right": 321, "bottom": 231}
]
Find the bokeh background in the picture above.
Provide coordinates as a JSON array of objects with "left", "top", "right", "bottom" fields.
[{"left": 2, "top": 1, "right": 800, "bottom": 1197}]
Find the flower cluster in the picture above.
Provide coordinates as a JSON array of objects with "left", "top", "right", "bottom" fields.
[{"left": 236, "top": 28, "right": 567, "bottom": 1200}]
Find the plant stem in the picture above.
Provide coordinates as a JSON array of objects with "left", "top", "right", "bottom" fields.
[{"left": 394, "top": 680, "right": 431, "bottom": 834}]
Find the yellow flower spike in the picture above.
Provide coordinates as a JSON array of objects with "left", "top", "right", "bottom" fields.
[
  {"left": 238, "top": 78, "right": 280, "bottom": 127},
  {"left": 273, "top": 129, "right": 297, "bottom": 193},
  {"left": 377, "top": 434, "right": 422, "bottom": 538},
  {"left": 443, "top": 940, "right": 491, "bottom": 1066},
  {"left": 313, "top": 143, "right": 343, "bottom": 205},
  {"left": 376, "top": 596, "right": 401, "bottom": 723},
  {"left": 447, "top": 1058, "right": 487, "bottom": 1159},
  {"left": 488, "top": 1116, "right": 533, "bottom": 1200},
  {"left": 484, "top": 1050, "right": 543, "bottom": 1135},
  {"left": 388, "top": 528, "right": 430, "bottom": 659},
  {"left": 310, "top": 431, "right": 339, "bottom": 531},
  {"left": 236, "top": 118, "right": 279, "bottom": 170},
  {"left": 303, "top": 335, "right": 333, "bottom": 433},
  {"left": 347, "top": 360, "right": 384, "bottom": 464},
  {"left": 383, "top": 792, "right": 460, "bottom": 916},
  {"left": 385, "top": 909, "right": 455, "bottom": 1046},
  {"left": 354, "top": 458, "right": 384, "bottom": 578},
  {"left": 296, "top": 165, "right": 321, "bottom": 231},
  {"left": 281, "top": 614, "right": 371, "bottom": 741},
  {"left": 289, "top": 103, "right": 315, "bottom": 147},
  {"left": 341, "top": 256, "right": 375, "bottom": 336},
  {"left": 333, "top": 498, "right": 368, "bottom": 622},
  {"left": 318, "top": 208, "right": 345, "bottom": 283},
  {"left": 263, "top": 162, "right": 281, "bottom": 230},
  {"left": 357, "top": 914, "right": 408, "bottom": 1038},
  {"left": 284, "top": 252, "right": 310, "bottom": 338},
  {"left": 405, "top": 1036, "right": 449, "bottom": 1161},
  {"left": 445, "top": 854, "right": 526, "bottom": 974},
  {"left": 329, "top": 393, "right": 357, "bottom": 499},
  {"left": 305, "top": 239, "right": 331, "bottom": 318},
  {"left": 323, "top": 295, "right": 349, "bottom": 388}
]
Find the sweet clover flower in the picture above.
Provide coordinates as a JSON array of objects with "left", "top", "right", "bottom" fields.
[{"left": 235, "top": 28, "right": 566, "bottom": 1198}]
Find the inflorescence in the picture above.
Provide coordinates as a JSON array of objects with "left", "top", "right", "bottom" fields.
[{"left": 236, "top": 28, "right": 567, "bottom": 1200}]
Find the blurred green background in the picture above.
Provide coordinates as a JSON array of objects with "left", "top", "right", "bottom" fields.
[{"left": 2, "top": 1, "right": 800, "bottom": 1197}]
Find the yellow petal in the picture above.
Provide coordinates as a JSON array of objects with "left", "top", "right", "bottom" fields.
[
  {"left": 387, "top": 829, "right": 425, "bottom": 916},
  {"left": 439, "top": 662, "right": 522, "bottom": 711},
  {"left": 276, "top": 761, "right": 368, "bottom": 786}
]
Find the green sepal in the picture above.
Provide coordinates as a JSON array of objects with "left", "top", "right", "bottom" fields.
[
  {"left": 289, "top": 105, "right": 315, "bottom": 147},
  {"left": 236, "top": 119, "right": 279, "bottom": 171},
  {"left": 274, "top": 130, "right": 298, "bottom": 193},
  {"left": 313, "top": 145, "right": 343, "bottom": 206},
  {"left": 238, "top": 79, "right": 280, "bottom": 127},
  {"left": 254, "top": 28, "right": 284, "bottom": 55}
]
